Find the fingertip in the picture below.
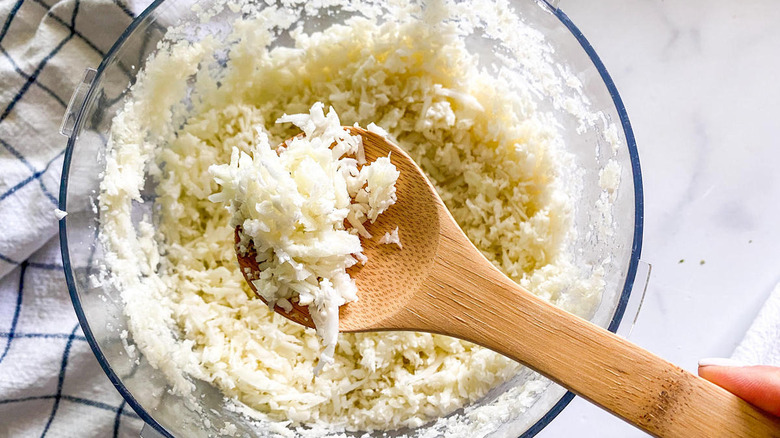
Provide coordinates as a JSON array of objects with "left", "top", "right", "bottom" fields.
[{"left": 698, "top": 364, "right": 780, "bottom": 417}]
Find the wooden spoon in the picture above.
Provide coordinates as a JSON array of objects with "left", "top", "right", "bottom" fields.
[{"left": 236, "top": 127, "right": 780, "bottom": 437}]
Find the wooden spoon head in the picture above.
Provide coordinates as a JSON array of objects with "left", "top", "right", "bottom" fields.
[{"left": 235, "top": 127, "right": 442, "bottom": 332}]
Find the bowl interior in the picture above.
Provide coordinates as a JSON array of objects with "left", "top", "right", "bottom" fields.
[{"left": 60, "top": 0, "right": 642, "bottom": 436}]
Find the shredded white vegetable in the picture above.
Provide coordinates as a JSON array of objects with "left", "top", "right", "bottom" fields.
[
  {"left": 209, "top": 103, "right": 399, "bottom": 373},
  {"left": 378, "top": 227, "right": 402, "bottom": 249},
  {"left": 99, "top": 1, "right": 612, "bottom": 433}
]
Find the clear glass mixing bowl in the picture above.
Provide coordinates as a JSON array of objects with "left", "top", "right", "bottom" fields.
[{"left": 59, "top": 0, "right": 643, "bottom": 436}]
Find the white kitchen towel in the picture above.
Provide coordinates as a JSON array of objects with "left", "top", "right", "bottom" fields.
[
  {"left": 0, "top": 0, "right": 147, "bottom": 436},
  {"left": 732, "top": 283, "right": 780, "bottom": 366}
]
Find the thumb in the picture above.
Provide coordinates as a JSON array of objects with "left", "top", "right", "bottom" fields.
[{"left": 698, "top": 358, "right": 780, "bottom": 417}]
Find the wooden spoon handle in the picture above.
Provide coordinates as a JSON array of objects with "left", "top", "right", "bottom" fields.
[{"left": 408, "top": 227, "right": 780, "bottom": 437}]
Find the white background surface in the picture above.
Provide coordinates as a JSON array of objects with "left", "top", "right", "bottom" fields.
[{"left": 540, "top": 1, "right": 780, "bottom": 436}]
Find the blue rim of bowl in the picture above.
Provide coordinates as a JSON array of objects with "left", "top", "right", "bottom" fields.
[{"left": 58, "top": 1, "right": 643, "bottom": 437}]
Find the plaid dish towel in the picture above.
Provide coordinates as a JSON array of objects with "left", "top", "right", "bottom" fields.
[{"left": 0, "top": 0, "right": 149, "bottom": 436}]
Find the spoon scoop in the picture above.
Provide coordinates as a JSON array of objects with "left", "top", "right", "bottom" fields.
[{"left": 237, "top": 127, "right": 780, "bottom": 438}]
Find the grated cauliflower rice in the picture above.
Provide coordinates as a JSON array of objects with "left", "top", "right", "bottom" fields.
[
  {"left": 98, "top": 0, "right": 612, "bottom": 435},
  {"left": 209, "top": 102, "right": 400, "bottom": 374}
]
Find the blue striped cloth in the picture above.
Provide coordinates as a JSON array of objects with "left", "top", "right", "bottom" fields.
[{"left": 0, "top": 0, "right": 148, "bottom": 436}]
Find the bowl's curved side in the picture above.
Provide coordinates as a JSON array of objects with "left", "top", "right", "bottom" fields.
[
  {"left": 59, "top": 0, "right": 174, "bottom": 436},
  {"left": 519, "top": 4, "right": 643, "bottom": 438}
]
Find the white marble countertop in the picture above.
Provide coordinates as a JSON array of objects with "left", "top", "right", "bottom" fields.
[{"left": 540, "top": 1, "right": 780, "bottom": 436}]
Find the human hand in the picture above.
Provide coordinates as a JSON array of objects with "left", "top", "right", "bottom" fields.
[{"left": 698, "top": 358, "right": 780, "bottom": 417}]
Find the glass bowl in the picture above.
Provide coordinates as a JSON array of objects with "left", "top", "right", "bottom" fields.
[{"left": 59, "top": 0, "right": 643, "bottom": 436}]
